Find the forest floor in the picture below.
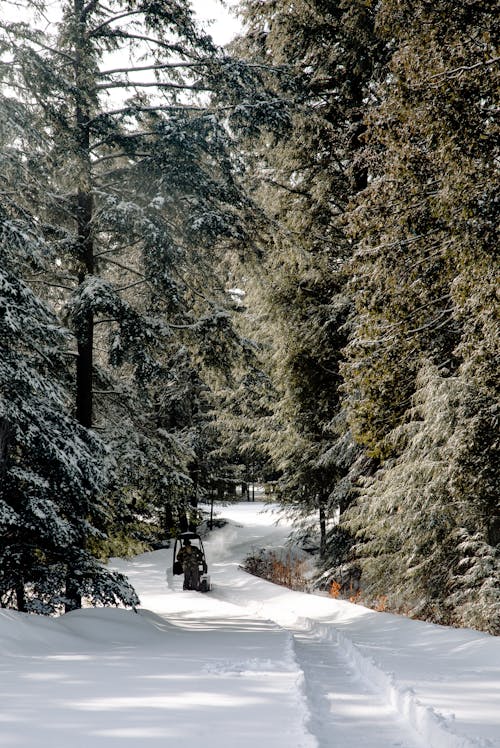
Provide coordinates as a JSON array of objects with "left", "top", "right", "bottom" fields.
[{"left": 0, "top": 501, "right": 498, "bottom": 747}]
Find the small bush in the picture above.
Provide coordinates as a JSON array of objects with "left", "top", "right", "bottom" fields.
[{"left": 243, "top": 549, "right": 309, "bottom": 591}]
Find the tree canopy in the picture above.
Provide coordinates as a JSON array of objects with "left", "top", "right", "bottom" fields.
[
  {"left": 227, "top": 0, "right": 499, "bottom": 633},
  {"left": 0, "top": 0, "right": 497, "bottom": 633}
]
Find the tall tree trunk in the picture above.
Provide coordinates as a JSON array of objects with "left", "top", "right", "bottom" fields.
[
  {"left": 187, "top": 464, "right": 199, "bottom": 531},
  {"left": 74, "top": 0, "right": 94, "bottom": 428},
  {"left": 75, "top": 187, "right": 94, "bottom": 429},
  {"left": 0, "top": 417, "right": 9, "bottom": 478},
  {"left": 319, "top": 498, "right": 327, "bottom": 559},
  {"left": 15, "top": 582, "right": 26, "bottom": 613},
  {"left": 163, "top": 505, "right": 174, "bottom": 536},
  {"left": 67, "top": 0, "right": 93, "bottom": 610}
]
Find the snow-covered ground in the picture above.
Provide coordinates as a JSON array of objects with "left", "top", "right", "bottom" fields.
[{"left": 0, "top": 502, "right": 498, "bottom": 748}]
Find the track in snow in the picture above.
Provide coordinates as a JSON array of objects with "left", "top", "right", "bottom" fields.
[
  {"left": 205, "top": 581, "right": 424, "bottom": 748},
  {"left": 290, "top": 625, "right": 423, "bottom": 748},
  {"left": 198, "top": 505, "right": 426, "bottom": 748},
  {"left": 2, "top": 503, "right": 497, "bottom": 748},
  {"left": 113, "top": 503, "right": 496, "bottom": 748}
]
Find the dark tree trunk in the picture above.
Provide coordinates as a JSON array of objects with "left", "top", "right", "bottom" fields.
[
  {"left": 67, "top": 0, "right": 94, "bottom": 611},
  {"left": 187, "top": 466, "right": 199, "bottom": 531},
  {"left": 0, "top": 417, "right": 9, "bottom": 479},
  {"left": 73, "top": 0, "right": 95, "bottom": 429},
  {"left": 319, "top": 499, "right": 327, "bottom": 559},
  {"left": 16, "top": 583, "right": 26, "bottom": 613},
  {"left": 74, "top": 146, "right": 94, "bottom": 428},
  {"left": 164, "top": 505, "right": 174, "bottom": 535}
]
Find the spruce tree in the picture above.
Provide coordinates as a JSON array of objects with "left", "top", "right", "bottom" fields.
[
  {"left": 0, "top": 93, "right": 138, "bottom": 611},
  {"left": 1, "top": 0, "right": 270, "bottom": 576},
  {"left": 227, "top": 0, "right": 384, "bottom": 555},
  {"left": 343, "top": 0, "right": 499, "bottom": 630},
  {"left": 344, "top": 0, "right": 498, "bottom": 453},
  {"left": 346, "top": 368, "right": 499, "bottom": 634}
]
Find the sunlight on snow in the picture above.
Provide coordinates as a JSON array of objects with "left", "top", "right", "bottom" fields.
[{"left": 67, "top": 692, "right": 263, "bottom": 711}]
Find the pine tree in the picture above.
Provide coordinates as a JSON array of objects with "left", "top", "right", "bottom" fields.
[
  {"left": 344, "top": 0, "right": 499, "bottom": 453},
  {"left": 226, "top": 0, "right": 384, "bottom": 554},
  {"left": 346, "top": 367, "right": 499, "bottom": 633},
  {"left": 1, "top": 0, "right": 270, "bottom": 576},
  {"left": 343, "top": 0, "right": 499, "bottom": 630},
  {"left": 0, "top": 93, "right": 138, "bottom": 611}
]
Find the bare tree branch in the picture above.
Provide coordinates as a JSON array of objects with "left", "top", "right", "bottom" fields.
[{"left": 428, "top": 56, "right": 500, "bottom": 80}]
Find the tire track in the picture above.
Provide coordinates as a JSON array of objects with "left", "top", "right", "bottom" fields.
[{"left": 290, "top": 624, "right": 425, "bottom": 748}]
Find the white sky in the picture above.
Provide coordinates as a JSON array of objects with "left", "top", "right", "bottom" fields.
[
  {"left": 0, "top": 1, "right": 243, "bottom": 46},
  {"left": 193, "top": 0, "right": 242, "bottom": 45}
]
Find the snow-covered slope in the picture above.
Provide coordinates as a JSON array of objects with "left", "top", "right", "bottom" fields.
[{"left": 0, "top": 502, "right": 498, "bottom": 748}]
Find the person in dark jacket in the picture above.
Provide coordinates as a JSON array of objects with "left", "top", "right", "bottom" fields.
[{"left": 176, "top": 539, "right": 203, "bottom": 590}]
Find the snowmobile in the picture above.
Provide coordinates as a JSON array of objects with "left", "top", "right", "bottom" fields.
[{"left": 172, "top": 531, "right": 211, "bottom": 592}]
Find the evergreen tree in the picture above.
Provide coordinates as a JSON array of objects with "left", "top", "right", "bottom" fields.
[
  {"left": 343, "top": 0, "right": 499, "bottom": 630},
  {"left": 0, "top": 0, "right": 270, "bottom": 575},
  {"left": 227, "top": 0, "right": 384, "bottom": 554},
  {"left": 344, "top": 0, "right": 498, "bottom": 452},
  {"left": 213, "top": 291, "right": 279, "bottom": 501},
  {"left": 0, "top": 93, "right": 138, "bottom": 611},
  {"left": 346, "top": 367, "right": 499, "bottom": 634}
]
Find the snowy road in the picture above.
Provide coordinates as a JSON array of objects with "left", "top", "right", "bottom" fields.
[
  {"left": 0, "top": 502, "right": 499, "bottom": 748},
  {"left": 180, "top": 504, "right": 424, "bottom": 748}
]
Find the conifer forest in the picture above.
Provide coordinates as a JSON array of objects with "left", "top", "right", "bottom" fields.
[{"left": 0, "top": 0, "right": 498, "bottom": 634}]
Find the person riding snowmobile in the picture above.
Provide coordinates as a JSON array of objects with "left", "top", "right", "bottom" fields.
[{"left": 176, "top": 538, "right": 203, "bottom": 590}]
